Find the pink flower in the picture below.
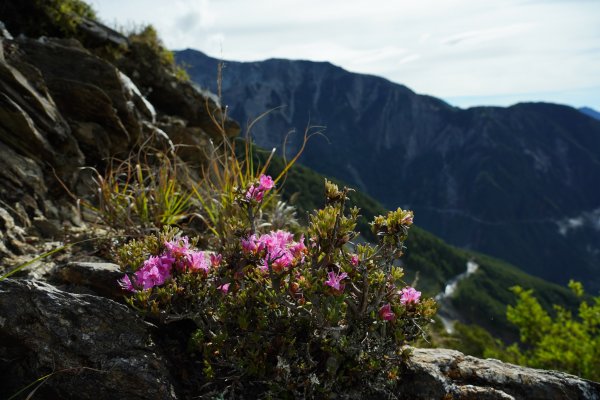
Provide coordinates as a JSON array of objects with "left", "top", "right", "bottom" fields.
[
  {"left": 241, "top": 235, "right": 259, "bottom": 254},
  {"left": 272, "top": 252, "right": 294, "bottom": 272},
  {"left": 324, "top": 271, "right": 348, "bottom": 292},
  {"left": 245, "top": 184, "right": 264, "bottom": 202},
  {"left": 258, "top": 174, "right": 275, "bottom": 191},
  {"left": 350, "top": 254, "right": 359, "bottom": 267},
  {"left": 164, "top": 237, "right": 191, "bottom": 258},
  {"left": 132, "top": 255, "right": 173, "bottom": 290},
  {"left": 290, "top": 235, "right": 307, "bottom": 261},
  {"left": 218, "top": 283, "right": 230, "bottom": 294},
  {"left": 241, "top": 230, "right": 306, "bottom": 272},
  {"left": 118, "top": 257, "right": 171, "bottom": 293},
  {"left": 244, "top": 174, "right": 275, "bottom": 203},
  {"left": 145, "top": 255, "right": 173, "bottom": 276},
  {"left": 379, "top": 303, "right": 396, "bottom": 321},
  {"left": 210, "top": 253, "right": 222, "bottom": 267},
  {"left": 135, "top": 265, "right": 165, "bottom": 290},
  {"left": 399, "top": 287, "right": 421, "bottom": 305},
  {"left": 187, "top": 251, "right": 211, "bottom": 274},
  {"left": 118, "top": 274, "right": 136, "bottom": 292}
]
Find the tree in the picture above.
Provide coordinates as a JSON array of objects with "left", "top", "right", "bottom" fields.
[{"left": 496, "top": 281, "right": 600, "bottom": 381}]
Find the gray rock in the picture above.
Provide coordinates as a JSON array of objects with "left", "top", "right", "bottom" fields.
[
  {"left": 0, "top": 279, "right": 177, "bottom": 400},
  {"left": 52, "top": 261, "right": 125, "bottom": 299},
  {"left": 400, "top": 347, "right": 600, "bottom": 400},
  {"left": 0, "top": 205, "right": 30, "bottom": 257},
  {"left": 32, "top": 215, "right": 63, "bottom": 239},
  {"left": 0, "top": 58, "right": 78, "bottom": 170},
  {"left": 114, "top": 42, "right": 240, "bottom": 140},
  {"left": 77, "top": 17, "right": 129, "bottom": 48},
  {"left": 0, "top": 21, "right": 13, "bottom": 41},
  {"left": 15, "top": 36, "right": 143, "bottom": 155}
]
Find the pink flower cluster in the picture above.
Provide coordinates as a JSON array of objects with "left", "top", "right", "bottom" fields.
[
  {"left": 119, "top": 236, "right": 222, "bottom": 292},
  {"left": 378, "top": 287, "right": 421, "bottom": 321},
  {"left": 245, "top": 174, "right": 275, "bottom": 202},
  {"left": 241, "top": 230, "right": 306, "bottom": 272},
  {"left": 399, "top": 286, "right": 421, "bottom": 305},
  {"left": 120, "top": 254, "right": 174, "bottom": 291},
  {"left": 324, "top": 271, "right": 348, "bottom": 293}
]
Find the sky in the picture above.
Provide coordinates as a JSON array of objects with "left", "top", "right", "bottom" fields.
[{"left": 90, "top": 0, "right": 600, "bottom": 110}]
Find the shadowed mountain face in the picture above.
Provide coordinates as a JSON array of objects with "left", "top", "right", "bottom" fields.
[
  {"left": 176, "top": 49, "right": 600, "bottom": 290},
  {"left": 580, "top": 106, "right": 600, "bottom": 121}
]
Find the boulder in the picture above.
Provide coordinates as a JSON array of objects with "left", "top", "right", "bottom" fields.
[
  {"left": 0, "top": 279, "right": 177, "bottom": 400},
  {"left": 400, "top": 347, "right": 600, "bottom": 399},
  {"left": 51, "top": 261, "right": 125, "bottom": 299}
]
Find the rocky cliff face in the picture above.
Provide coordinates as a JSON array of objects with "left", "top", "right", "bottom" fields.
[
  {"left": 0, "top": 12, "right": 236, "bottom": 396},
  {"left": 177, "top": 49, "right": 600, "bottom": 291},
  {"left": 0, "top": 20, "right": 238, "bottom": 266}
]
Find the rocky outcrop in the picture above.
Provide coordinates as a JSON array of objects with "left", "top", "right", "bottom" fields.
[
  {"left": 0, "top": 17, "right": 242, "bottom": 396},
  {"left": 0, "top": 19, "right": 238, "bottom": 265},
  {"left": 115, "top": 41, "right": 239, "bottom": 141},
  {"left": 15, "top": 37, "right": 142, "bottom": 158},
  {"left": 74, "top": 17, "right": 240, "bottom": 141},
  {"left": 0, "top": 279, "right": 177, "bottom": 400},
  {"left": 402, "top": 348, "right": 600, "bottom": 400}
]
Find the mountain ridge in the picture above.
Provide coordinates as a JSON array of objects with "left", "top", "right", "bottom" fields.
[
  {"left": 580, "top": 106, "right": 600, "bottom": 121},
  {"left": 176, "top": 48, "right": 600, "bottom": 291}
]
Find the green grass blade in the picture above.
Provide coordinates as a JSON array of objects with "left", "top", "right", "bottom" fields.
[{"left": 7, "top": 372, "right": 54, "bottom": 400}]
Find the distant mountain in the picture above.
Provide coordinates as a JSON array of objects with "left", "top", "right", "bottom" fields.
[
  {"left": 266, "top": 152, "right": 580, "bottom": 340},
  {"left": 176, "top": 49, "right": 600, "bottom": 291},
  {"left": 579, "top": 107, "right": 600, "bottom": 121}
]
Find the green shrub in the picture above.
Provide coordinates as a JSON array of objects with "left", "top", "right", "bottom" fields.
[
  {"left": 2, "top": 0, "right": 96, "bottom": 38},
  {"left": 128, "top": 25, "right": 190, "bottom": 81},
  {"left": 484, "top": 281, "right": 600, "bottom": 381},
  {"left": 117, "top": 179, "right": 436, "bottom": 398}
]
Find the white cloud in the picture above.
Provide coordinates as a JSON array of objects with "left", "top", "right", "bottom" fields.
[
  {"left": 90, "top": 0, "right": 600, "bottom": 109},
  {"left": 440, "top": 25, "right": 529, "bottom": 46}
]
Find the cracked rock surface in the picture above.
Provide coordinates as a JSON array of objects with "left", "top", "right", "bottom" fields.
[
  {"left": 400, "top": 347, "right": 600, "bottom": 400},
  {"left": 0, "top": 279, "right": 177, "bottom": 400}
]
